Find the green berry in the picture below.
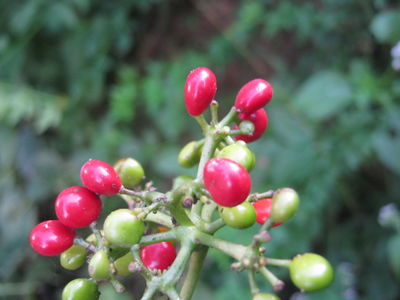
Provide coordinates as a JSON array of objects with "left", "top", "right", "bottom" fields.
[
  {"left": 114, "top": 252, "right": 134, "bottom": 276},
  {"left": 62, "top": 278, "right": 99, "bottom": 300},
  {"left": 252, "top": 293, "right": 281, "bottom": 300},
  {"left": 216, "top": 141, "right": 256, "bottom": 171},
  {"left": 114, "top": 158, "right": 145, "bottom": 188},
  {"left": 289, "top": 253, "right": 334, "bottom": 292},
  {"left": 220, "top": 202, "right": 256, "bottom": 229},
  {"left": 60, "top": 245, "right": 87, "bottom": 270},
  {"left": 270, "top": 188, "right": 299, "bottom": 223},
  {"left": 178, "top": 141, "right": 202, "bottom": 168},
  {"left": 88, "top": 250, "right": 111, "bottom": 280}
]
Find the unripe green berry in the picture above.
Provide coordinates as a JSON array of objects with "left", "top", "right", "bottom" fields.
[
  {"left": 88, "top": 250, "right": 111, "bottom": 280},
  {"left": 239, "top": 120, "right": 255, "bottom": 135},
  {"left": 178, "top": 141, "right": 202, "bottom": 168},
  {"left": 114, "top": 252, "right": 134, "bottom": 276},
  {"left": 270, "top": 188, "right": 299, "bottom": 223},
  {"left": 252, "top": 293, "right": 281, "bottom": 300},
  {"left": 289, "top": 253, "right": 334, "bottom": 292},
  {"left": 60, "top": 245, "right": 87, "bottom": 270},
  {"left": 62, "top": 278, "right": 99, "bottom": 300},
  {"left": 216, "top": 142, "right": 256, "bottom": 171},
  {"left": 114, "top": 158, "right": 145, "bottom": 188},
  {"left": 220, "top": 202, "right": 256, "bottom": 229},
  {"left": 103, "top": 209, "right": 145, "bottom": 247}
]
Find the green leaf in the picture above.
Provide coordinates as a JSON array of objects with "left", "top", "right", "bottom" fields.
[
  {"left": 370, "top": 10, "right": 400, "bottom": 43},
  {"left": 293, "top": 71, "right": 352, "bottom": 121},
  {"left": 388, "top": 235, "right": 400, "bottom": 278}
]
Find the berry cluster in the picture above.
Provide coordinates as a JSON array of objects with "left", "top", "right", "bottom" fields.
[{"left": 30, "top": 67, "right": 333, "bottom": 300}]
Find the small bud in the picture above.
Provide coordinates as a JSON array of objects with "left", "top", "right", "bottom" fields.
[
  {"left": 183, "top": 196, "right": 194, "bottom": 208},
  {"left": 273, "top": 280, "right": 285, "bottom": 291},
  {"left": 239, "top": 120, "right": 255, "bottom": 135}
]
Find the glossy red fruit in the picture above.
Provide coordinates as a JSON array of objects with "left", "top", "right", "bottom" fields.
[
  {"left": 140, "top": 242, "right": 177, "bottom": 271},
  {"left": 234, "top": 79, "right": 273, "bottom": 114},
  {"left": 30, "top": 220, "right": 75, "bottom": 256},
  {"left": 184, "top": 67, "right": 217, "bottom": 116},
  {"left": 203, "top": 158, "right": 251, "bottom": 207},
  {"left": 252, "top": 198, "right": 282, "bottom": 227},
  {"left": 55, "top": 186, "right": 102, "bottom": 228},
  {"left": 235, "top": 108, "right": 268, "bottom": 143},
  {"left": 80, "top": 160, "right": 122, "bottom": 196}
]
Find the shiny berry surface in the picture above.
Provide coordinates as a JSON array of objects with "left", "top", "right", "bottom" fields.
[
  {"left": 234, "top": 79, "right": 273, "bottom": 114},
  {"left": 252, "top": 198, "right": 282, "bottom": 227},
  {"left": 184, "top": 67, "right": 217, "bottom": 116},
  {"left": 203, "top": 158, "right": 251, "bottom": 207},
  {"left": 30, "top": 220, "right": 75, "bottom": 256},
  {"left": 80, "top": 159, "right": 122, "bottom": 196},
  {"left": 235, "top": 108, "right": 268, "bottom": 143},
  {"left": 216, "top": 142, "right": 256, "bottom": 171},
  {"left": 62, "top": 278, "right": 99, "bottom": 300},
  {"left": 140, "top": 241, "right": 177, "bottom": 271},
  {"left": 55, "top": 186, "right": 102, "bottom": 228},
  {"left": 289, "top": 253, "right": 334, "bottom": 292},
  {"left": 220, "top": 201, "right": 256, "bottom": 229}
]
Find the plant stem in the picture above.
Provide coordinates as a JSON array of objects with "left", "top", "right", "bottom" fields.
[
  {"left": 266, "top": 258, "right": 291, "bottom": 268},
  {"left": 219, "top": 107, "right": 238, "bottom": 127},
  {"left": 180, "top": 247, "right": 208, "bottom": 300},
  {"left": 248, "top": 190, "right": 275, "bottom": 202},
  {"left": 74, "top": 237, "right": 96, "bottom": 252},
  {"left": 248, "top": 270, "right": 260, "bottom": 295},
  {"left": 210, "top": 100, "right": 219, "bottom": 124},
  {"left": 143, "top": 211, "right": 174, "bottom": 228},
  {"left": 201, "top": 201, "right": 217, "bottom": 222},
  {"left": 260, "top": 267, "right": 284, "bottom": 291},
  {"left": 194, "top": 115, "right": 209, "bottom": 135},
  {"left": 205, "top": 218, "right": 225, "bottom": 233},
  {"left": 162, "top": 242, "right": 193, "bottom": 286},
  {"left": 139, "top": 231, "right": 177, "bottom": 245},
  {"left": 194, "top": 231, "right": 246, "bottom": 260}
]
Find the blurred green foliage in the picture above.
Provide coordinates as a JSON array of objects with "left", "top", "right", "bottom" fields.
[{"left": 1, "top": 0, "right": 400, "bottom": 299}]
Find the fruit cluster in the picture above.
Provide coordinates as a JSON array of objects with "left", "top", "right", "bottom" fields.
[{"left": 30, "top": 67, "right": 333, "bottom": 300}]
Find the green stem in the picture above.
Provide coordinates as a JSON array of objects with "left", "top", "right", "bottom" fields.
[
  {"left": 248, "top": 190, "right": 275, "bottom": 202},
  {"left": 205, "top": 218, "right": 225, "bottom": 233},
  {"left": 266, "top": 258, "right": 291, "bottom": 268},
  {"left": 194, "top": 115, "right": 209, "bottom": 135},
  {"left": 210, "top": 100, "right": 219, "bottom": 124},
  {"left": 195, "top": 134, "right": 217, "bottom": 182},
  {"left": 201, "top": 202, "right": 217, "bottom": 222},
  {"left": 143, "top": 211, "right": 174, "bottom": 228},
  {"left": 141, "top": 285, "right": 157, "bottom": 300},
  {"left": 194, "top": 231, "right": 246, "bottom": 260},
  {"left": 90, "top": 222, "right": 104, "bottom": 249},
  {"left": 219, "top": 107, "right": 238, "bottom": 127},
  {"left": 260, "top": 267, "right": 284, "bottom": 291},
  {"left": 248, "top": 270, "right": 260, "bottom": 295},
  {"left": 139, "top": 231, "right": 177, "bottom": 245},
  {"left": 110, "top": 276, "right": 125, "bottom": 293},
  {"left": 74, "top": 237, "right": 96, "bottom": 252},
  {"left": 162, "top": 242, "right": 193, "bottom": 286},
  {"left": 180, "top": 247, "right": 208, "bottom": 300},
  {"left": 165, "top": 287, "right": 181, "bottom": 300},
  {"left": 224, "top": 135, "right": 235, "bottom": 145},
  {"left": 131, "top": 246, "right": 152, "bottom": 279}
]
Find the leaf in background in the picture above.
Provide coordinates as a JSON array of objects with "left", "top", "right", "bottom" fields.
[
  {"left": 373, "top": 131, "right": 400, "bottom": 175},
  {"left": 293, "top": 71, "right": 352, "bottom": 121},
  {"left": 370, "top": 10, "right": 400, "bottom": 43},
  {"left": 388, "top": 234, "right": 400, "bottom": 279},
  {"left": 110, "top": 67, "right": 138, "bottom": 123}
]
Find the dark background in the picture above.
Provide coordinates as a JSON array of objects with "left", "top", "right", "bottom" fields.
[{"left": 1, "top": 0, "right": 400, "bottom": 299}]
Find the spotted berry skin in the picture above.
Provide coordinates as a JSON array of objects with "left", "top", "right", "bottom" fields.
[
  {"left": 55, "top": 186, "right": 102, "bottom": 228},
  {"left": 234, "top": 79, "right": 273, "bottom": 114},
  {"left": 204, "top": 158, "right": 251, "bottom": 207},
  {"left": 80, "top": 160, "right": 122, "bottom": 196},
  {"left": 235, "top": 108, "right": 268, "bottom": 143},
  {"left": 30, "top": 220, "right": 75, "bottom": 256},
  {"left": 184, "top": 67, "right": 217, "bottom": 116}
]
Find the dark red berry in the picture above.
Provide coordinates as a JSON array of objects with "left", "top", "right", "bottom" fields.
[
  {"left": 55, "top": 186, "right": 102, "bottom": 228},
  {"left": 80, "top": 160, "right": 122, "bottom": 196},
  {"left": 203, "top": 158, "right": 251, "bottom": 207},
  {"left": 234, "top": 79, "right": 273, "bottom": 114},
  {"left": 30, "top": 220, "right": 75, "bottom": 256},
  {"left": 140, "top": 242, "right": 177, "bottom": 271},
  {"left": 184, "top": 67, "right": 217, "bottom": 116},
  {"left": 252, "top": 198, "right": 282, "bottom": 227},
  {"left": 235, "top": 108, "right": 268, "bottom": 143}
]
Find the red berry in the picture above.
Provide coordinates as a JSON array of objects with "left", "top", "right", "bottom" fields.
[
  {"left": 80, "top": 160, "right": 122, "bottom": 196},
  {"left": 252, "top": 198, "right": 282, "bottom": 227},
  {"left": 234, "top": 79, "right": 273, "bottom": 114},
  {"left": 235, "top": 108, "right": 268, "bottom": 143},
  {"left": 184, "top": 67, "right": 217, "bottom": 116},
  {"left": 203, "top": 158, "right": 251, "bottom": 207},
  {"left": 30, "top": 220, "right": 75, "bottom": 256},
  {"left": 55, "top": 186, "right": 102, "bottom": 228},
  {"left": 140, "top": 242, "right": 177, "bottom": 271}
]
